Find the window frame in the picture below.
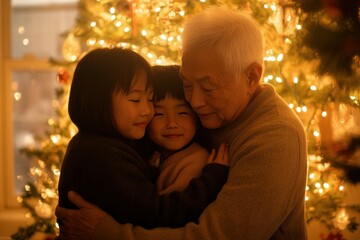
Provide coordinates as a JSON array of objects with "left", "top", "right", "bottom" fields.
[
  {"left": 5, "top": 57, "right": 58, "bottom": 208},
  {"left": 0, "top": 1, "right": 57, "bottom": 236},
  {"left": 1, "top": 57, "right": 57, "bottom": 237},
  {"left": 0, "top": 0, "right": 29, "bottom": 237}
]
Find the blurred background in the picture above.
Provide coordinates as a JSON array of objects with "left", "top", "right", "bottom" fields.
[{"left": 0, "top": 0, "right": 359, "bottom": 239}]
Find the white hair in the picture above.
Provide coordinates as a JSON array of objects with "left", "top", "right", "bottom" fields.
[{"left": 181, "top": 6, "right": 264, "bottom": 76}]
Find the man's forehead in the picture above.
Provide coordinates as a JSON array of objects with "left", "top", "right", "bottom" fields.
[
  {"left": 179, "top": 63, "right": 205, "bottom": 79},
  {"left": 179, "top": 71, "right": 213, "bottom": 85}
]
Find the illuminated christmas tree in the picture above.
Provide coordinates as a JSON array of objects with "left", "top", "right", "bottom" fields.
[{"left": 11, "top": 0, "right": 360, "bottom": 239}]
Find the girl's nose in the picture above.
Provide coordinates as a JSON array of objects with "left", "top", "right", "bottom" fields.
[
  {"left": 166, "top": 115, "right": 178, "bottom": 129},
  {"left": 141, "top": 101, "right": 154, "bottom": 117}
]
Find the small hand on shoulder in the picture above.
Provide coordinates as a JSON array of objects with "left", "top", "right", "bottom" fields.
[{"left": 207, "top": 143, "right": 229, "bottom": 166}]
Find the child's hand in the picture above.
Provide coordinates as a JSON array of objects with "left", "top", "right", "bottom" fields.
[{"left": 207, "top": 143, "right": 229, "bottom": 166}]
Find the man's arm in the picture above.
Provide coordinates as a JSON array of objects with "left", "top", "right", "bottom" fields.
[
  {"left": 56, "top": 191, "right": 107, "bottom": 240},
  {"left": 56, "top": 191, "right": 184, "bottom": 240},
  {"left": 91, "top": 124, "right": 308, "bottom": 240},
  {"left": 57, "top": 125, "right": 307, "bottom": 240}
]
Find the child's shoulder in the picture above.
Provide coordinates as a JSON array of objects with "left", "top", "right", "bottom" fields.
[
  {"left": 191, "top": 142, "right": 210, "bottom": 158},
  {"left": 71, "top": 131, "right": 131, "bottom": 153}
]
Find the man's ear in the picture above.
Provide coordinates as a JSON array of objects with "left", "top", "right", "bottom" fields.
[{"left": 246, "top": 62, "right": 262, "bottom": 94}]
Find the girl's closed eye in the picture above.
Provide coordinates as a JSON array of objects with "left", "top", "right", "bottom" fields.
[
  {"left": 127, "top": 93, "right": 140, "bottom": 102},
  {"left": 179, "top": 111, "right": 191, "bottom": 115},
  {"left": 154, "top": 112, "right": 164, "bottom": 117}
]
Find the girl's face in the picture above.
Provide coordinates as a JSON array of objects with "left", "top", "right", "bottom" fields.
[
  {"left": 112, "top": 75, "right": 154, "bottom": 139},
  {"left": 148, "top": 95, "right": 197, "bottom": 151}
]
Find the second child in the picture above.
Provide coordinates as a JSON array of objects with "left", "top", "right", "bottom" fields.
[{"left": 147, "top": 65, "right": 223, "bottom": 195}]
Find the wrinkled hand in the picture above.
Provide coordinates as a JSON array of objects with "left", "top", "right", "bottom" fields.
[
  {"left": 207, "top": 143, "right": 229, "bottom": 166},
  {"left": 56, "top": 191, "right": 108, "bottom": 240}
]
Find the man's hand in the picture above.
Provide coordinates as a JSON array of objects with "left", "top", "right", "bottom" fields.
[{"left": 56, "top": 191, "right": 107, "bottom": 240}]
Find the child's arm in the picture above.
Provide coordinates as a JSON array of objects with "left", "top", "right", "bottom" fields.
[
  {"left": 158, "top": 147, "right": 209, "bottom": 195},
  {"left": 157, "top": 143, "right": 229, "bottom": 226}
]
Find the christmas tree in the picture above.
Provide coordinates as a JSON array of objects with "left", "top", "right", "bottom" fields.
[{"left": 11, "top": 0, "right": 360, "bottom": 239}]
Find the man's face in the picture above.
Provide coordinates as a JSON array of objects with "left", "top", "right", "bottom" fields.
[{"left": 180, "top": 48, "right": 252, "bottom": 129}]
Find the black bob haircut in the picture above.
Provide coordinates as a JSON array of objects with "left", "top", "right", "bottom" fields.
[
  {"left": 151, "top": 65, "right": 185, "bottom": 103},
  {"left": 68, "top": 47, "right": 152, "bottom": 138}
]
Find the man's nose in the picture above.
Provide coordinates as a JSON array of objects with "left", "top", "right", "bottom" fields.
[{"left": 188, "top": 87, "right": 206, "bottom": 109}]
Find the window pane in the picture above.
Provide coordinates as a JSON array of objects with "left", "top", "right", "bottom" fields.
[
  {"left": 12, "top": 70, "right": 60, "bottom": 194},
  {"left": 11, "top": 1, "right": 78, "bottom": 59},
  {"left": 10, "top": 1, "right": 77, "bottom": 196}
]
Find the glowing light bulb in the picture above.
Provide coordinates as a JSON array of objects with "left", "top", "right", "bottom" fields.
[
  {"left": 18, "top": 26, "right": 25, "bottom": 34},
  {"left": 270, "top": 4, "right": 276, "bottom": 11},
  {"left": 14, "top": 92, "right": 22, "bottom": 101},
  {"left": 50, "top": 134, "right": 61, "bottom": 144},
  {"left": 23, "top": 38, "right": 29, "bottom": 46},
  {"left": 310, "top": 85, "right": 317, "bottom": 91}
]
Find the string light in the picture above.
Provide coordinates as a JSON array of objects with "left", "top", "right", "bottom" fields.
[
  {"left": 50, "top": 134, "right": 61, "bottom": 144},
  {"left": 22, "top": 38, "right": 29, "bottom": 46}
]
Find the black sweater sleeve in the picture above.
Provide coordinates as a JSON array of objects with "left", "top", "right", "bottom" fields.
[
  {"left": 157, "top": 163, "right": 229, "bottom": 227},
  {"left": 58, "top": 134, "right": 229, "bottom": 229}
]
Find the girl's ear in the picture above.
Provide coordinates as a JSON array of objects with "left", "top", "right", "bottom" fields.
[{"left": 246, "top": 62, "right": 262, "bottom": 94}]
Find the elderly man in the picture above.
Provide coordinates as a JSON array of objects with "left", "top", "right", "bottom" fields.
[{"left": 56, "top": 6, "right": 308, "bottom": 240}]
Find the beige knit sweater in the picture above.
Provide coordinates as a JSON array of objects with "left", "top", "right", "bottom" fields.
[
  {"left": 94, "top": 84, "right": 308, "bottom": 240},
  {"left": 149, "top": 143, "right": 209, "bottom": 195}
]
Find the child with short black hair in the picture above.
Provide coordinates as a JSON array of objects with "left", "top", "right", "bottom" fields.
[{"left": 147, "top": 65, "right": 222, "bottom": 195}]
